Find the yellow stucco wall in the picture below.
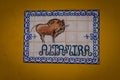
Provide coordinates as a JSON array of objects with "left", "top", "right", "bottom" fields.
[{"left": 0, "top": 0, "right": 120, "bottom": 80}]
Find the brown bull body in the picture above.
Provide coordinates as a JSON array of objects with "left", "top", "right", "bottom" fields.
[{"left": 31, "top": 18, "right": 67, "bottom": 43}]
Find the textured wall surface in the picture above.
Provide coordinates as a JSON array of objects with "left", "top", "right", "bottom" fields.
[{"left": 0, "top": 0, "right": 120, "bottom": 80}]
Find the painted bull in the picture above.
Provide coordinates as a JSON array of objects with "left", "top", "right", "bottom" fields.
[{"left": 31, "top": 18, "right": 68, "bottom": 43}]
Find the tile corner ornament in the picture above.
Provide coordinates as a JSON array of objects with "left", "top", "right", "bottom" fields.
[{"left": 24, "top": 10, "right": 100, "bottom": 64}]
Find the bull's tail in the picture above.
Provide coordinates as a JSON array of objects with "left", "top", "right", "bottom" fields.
[{"left": 31, "top": 25, "right": 37, "bottom": 32}]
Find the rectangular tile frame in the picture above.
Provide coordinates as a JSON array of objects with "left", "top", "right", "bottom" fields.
[{"left": 24, "top": 10, "right": 100, "bottom": 64}]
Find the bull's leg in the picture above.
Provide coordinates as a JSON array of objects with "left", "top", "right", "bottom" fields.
[
  {"left": 40, "top": 34, "right": 45, "bottom": 43},
  {"left": 52, "top": 36, "right": 55, "bottom": 43},
  {"left": 42, "top": 35, "right": 45, "bottom": 43}
]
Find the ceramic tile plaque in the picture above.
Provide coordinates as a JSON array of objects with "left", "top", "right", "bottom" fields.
[{"left": 24, "top": 10, "right": 100, "bottom": 64}]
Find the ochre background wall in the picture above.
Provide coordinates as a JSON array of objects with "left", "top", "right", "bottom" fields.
[{"left": 0, "top": 0, "right": 120, "bottom": 80}]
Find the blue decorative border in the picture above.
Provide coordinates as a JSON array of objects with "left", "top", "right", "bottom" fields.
[{"left": 24, "top": 10, "right": 100, "bottom": 64}]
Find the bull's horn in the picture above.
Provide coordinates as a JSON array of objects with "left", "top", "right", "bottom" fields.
[{"left": 65, "top": 24, "right": 69, "bottom": 27}]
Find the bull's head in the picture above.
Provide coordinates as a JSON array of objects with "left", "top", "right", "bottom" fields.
[
  {"left": 61, "top": 19, "right": 69, "bottom": 27},
  {"left": 60, "top": 19, "right": 69, "bottom": 31},
  {"left": 54, "top": 19, "right": 69, "bottom": 37}
]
